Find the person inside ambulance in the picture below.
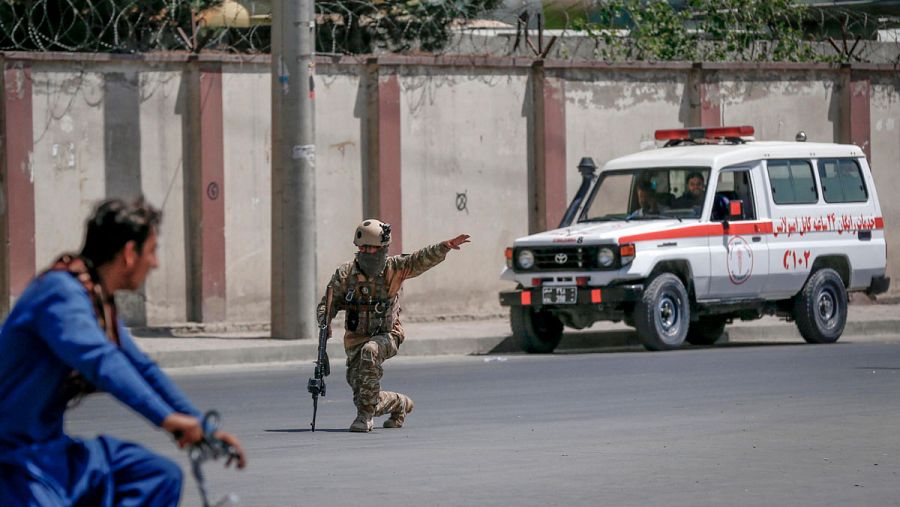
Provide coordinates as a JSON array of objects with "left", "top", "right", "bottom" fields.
[
  {"left": 672, "top": 171, "right": 706, "bottom": 209},
  {"left": 627, "top": 180, "right": 663, "bottom": 219}
]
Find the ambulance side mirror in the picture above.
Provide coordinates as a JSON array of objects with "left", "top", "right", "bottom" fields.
[
  {"left": 712, "top": 195, "right": 743, "bottom": 223},
  {"left": 729, "top": 200, "right": 743, "bottom": 219},
  {"left": 711, "top": 194, "right": 728, "bottom": 222}
]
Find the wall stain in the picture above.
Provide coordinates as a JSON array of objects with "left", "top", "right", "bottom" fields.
[{"left": 329, "top": 140, "right": 355, "bottom": 157}]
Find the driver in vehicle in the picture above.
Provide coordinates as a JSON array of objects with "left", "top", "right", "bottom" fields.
[{"left": 628, "top": 180, "right": 663, "bottom": 218}]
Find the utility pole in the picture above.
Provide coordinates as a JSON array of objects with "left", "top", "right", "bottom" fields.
[{"left": 271, "top": 0, "right": 317, "bottom": 340}]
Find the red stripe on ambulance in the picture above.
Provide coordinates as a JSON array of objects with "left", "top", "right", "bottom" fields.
[{"left": 619, "top": 221, "right": 774, "bottom": 244}]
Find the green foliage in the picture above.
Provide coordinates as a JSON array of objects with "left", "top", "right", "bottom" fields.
[{"left": 575, "top": 0, "right": 825, "bottom": 62}]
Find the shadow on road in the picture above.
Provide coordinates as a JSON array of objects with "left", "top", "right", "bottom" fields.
[
  {"left": 486, "top": 328, "right": 807, "bottom": 355},
  {"left": 713, "top": 341, "right": 805, "bottom": 349},
  {"left": 488, "top": 329, "right": 640, "bottom": 354},
  {"left": 264, "top": 428, "right": 348, "bottom": 433}
]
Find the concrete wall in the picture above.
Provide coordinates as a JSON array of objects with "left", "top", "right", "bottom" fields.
[
  {"left": 29, "top": 63, "right": 190, "bottom": 325},
  {"left": 221, "top": 66, "right": 271, "bottom": 322},
  {"left": 3, "top": 54, "right": 899, "bottom": 330},
  {"left": 137, "top": 68, "right": 190, "bottom": 324},
  {"left": 399, "top": 67, "right": 531, "bottom": 316},
  {"left": 869, "top": 73, "right": 900, "bottom": 285},
  {"left": 220, "top": 62, "right": 365, "bottom": 323},
  {"left": 310, "top": 63, "right": 366, "bottom": 292},
  {"left": 31, "top": 66, "right": 106, "bottom": 267},
  {"left": 715, "top": 70, "right": 841, "bottom": 142}
]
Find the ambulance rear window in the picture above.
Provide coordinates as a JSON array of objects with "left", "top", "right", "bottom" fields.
[{"left": 817, "top": 159, "right": 868, "bottom": 203}]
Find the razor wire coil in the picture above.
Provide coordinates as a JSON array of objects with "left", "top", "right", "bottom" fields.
[{"left": 0, "top": 0, "right": 898, "bottom": 63}]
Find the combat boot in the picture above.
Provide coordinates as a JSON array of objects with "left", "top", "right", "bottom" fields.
[
  {"left": 383, "top": 395, "right": 414, "bottom": 428},
  {"left": 350, "top": 412, "right": 374, "bottom": 433}
]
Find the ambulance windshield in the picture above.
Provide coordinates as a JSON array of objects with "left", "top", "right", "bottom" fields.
[{"left": 580, "top": 167, "right": 711, "bottom": 222}]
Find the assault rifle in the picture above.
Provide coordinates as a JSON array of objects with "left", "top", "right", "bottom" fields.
[{"left": 307, "top": 286, "right": 333, "bottom": 431}]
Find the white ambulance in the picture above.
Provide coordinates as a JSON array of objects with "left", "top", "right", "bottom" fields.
[{"left": 499, "top": 126, "right": 890, "bottom": 352}]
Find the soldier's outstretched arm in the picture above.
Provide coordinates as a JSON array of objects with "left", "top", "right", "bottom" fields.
[
  {"left": 397, "top": 234, "right": 470, "bottom": 280},
  {"left": 445, "top": 234, "right": 470, "bottom": 250}
]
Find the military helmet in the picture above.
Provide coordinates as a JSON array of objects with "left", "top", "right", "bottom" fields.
[{"left": 354, "top": 219, "right": 392, "bottom": 247}]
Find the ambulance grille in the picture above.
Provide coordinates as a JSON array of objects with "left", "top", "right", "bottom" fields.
[{"left": 532, "top": 247, "right": 593, "bottom": 270}]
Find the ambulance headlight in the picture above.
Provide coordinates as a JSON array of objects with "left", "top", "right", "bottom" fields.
[
  {"left": 597, "top": 247, "right": 616, "bottom": 268},
  {"left": 517, "top": 249, "right": 535, "bottom": 270}
]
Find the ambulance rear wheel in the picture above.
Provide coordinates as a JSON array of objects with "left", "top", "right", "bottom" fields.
[
  {"left": 510, "top": 306, "right": 563, "bottom": 353},
  {"left": 686, "top": 316, "right": 727, "bottom": 345},
  {"left": 634, "top": 273, "right": 690, "bottom": 351},
  {"left": 793, "top": 268, "right": 847, "bottom": 344}
]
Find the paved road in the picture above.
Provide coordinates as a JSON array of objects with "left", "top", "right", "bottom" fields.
[{"left": 66, "top": 341, "right": 900, "bottom": 507}]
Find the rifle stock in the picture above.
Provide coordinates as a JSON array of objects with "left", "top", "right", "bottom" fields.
[{"left": 307, "top": 286, "right": 333, "bottom": 431}]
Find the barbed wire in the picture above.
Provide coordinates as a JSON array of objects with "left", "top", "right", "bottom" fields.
[
  {"left": 0, "top": 0, "right": 898, "bottom": 63},
  {"left": 0, "top": 0, "right": 265, "bottom": 53}
]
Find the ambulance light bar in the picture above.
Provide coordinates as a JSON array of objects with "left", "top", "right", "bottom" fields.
[{"left": 654, "top": 125, "right": 754, "bottom": 142}]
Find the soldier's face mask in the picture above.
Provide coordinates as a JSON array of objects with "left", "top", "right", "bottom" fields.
[{"left": 356, "top": 247, "right": 387, "bottom": 277}]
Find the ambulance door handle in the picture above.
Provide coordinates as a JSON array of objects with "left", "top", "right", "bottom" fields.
[{"left": 751, "top": 236, "right": 761, "bottom": 243}]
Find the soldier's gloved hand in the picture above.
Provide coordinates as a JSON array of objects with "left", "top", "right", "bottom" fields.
[{"left": 445, "top": 234, "right": 471, "bottom": 250}]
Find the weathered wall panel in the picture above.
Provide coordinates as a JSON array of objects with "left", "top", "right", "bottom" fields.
[
  {"left": 399, "top": 67, "right": 530, "bottom": 317},
  {"left": 869, "top": 75, "right": 900, "bottom": 286},
  {"left": 713, "top": 70, "right": 840, "bottom": 142},
  {"left": 222, "top": 67, "right": 271, "bottom": 322},
  {"left": 221, "top": 63, "right": 365, "bottom": 321},
  {"left": 312, "top": 64, "right": 366, "bottom": 290},
  {"left": 139, "top": 69, "right": 189, "bottom": 324},
  {"left": 31, "top": 67, "right": 105, "bottom": 267}
]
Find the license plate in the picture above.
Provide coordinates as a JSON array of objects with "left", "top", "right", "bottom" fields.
[{"left": 542, "top": 286, "right": 577, "bottom": 305}]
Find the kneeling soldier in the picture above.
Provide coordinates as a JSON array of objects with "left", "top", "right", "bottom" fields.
[{"left": 317, "top": 220, "right": 469, "bottom": 432}]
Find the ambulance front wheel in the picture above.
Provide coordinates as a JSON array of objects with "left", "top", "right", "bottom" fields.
[
  {"left": 793, "top": 268, "right": 847, "bottom": 344},
  {"left": 510, "top": 306, "right": 564, "bottom": 353},
  {"left": 633, "top": 273, "right": 690, "bottom": 351}
]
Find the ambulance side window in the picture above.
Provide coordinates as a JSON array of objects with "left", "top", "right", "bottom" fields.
[
  {"left": 766, "top": 159, "right": 817, "bottom": 204},
  {"left": 711, "top": 170, "right": 756, "bottom": 221}
]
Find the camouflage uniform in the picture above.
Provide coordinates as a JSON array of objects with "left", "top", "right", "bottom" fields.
[{"left": 317, "top": 242, "right": 451, "bottom": 429}]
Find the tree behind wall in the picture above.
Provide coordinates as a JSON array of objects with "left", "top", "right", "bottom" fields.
[{"left": 572, "top": 0, "right": 858, "bottom": 62}]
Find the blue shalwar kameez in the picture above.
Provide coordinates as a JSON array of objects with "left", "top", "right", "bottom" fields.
[{"left": 0, "top": 271, "right": 202, "bottom": 506}]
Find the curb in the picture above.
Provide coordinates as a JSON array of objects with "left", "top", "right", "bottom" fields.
[
  {"left": 148, "top": 319, "right": 900, "bottom": 369},
  {"left": 148, "top": 335, "right": 514, "bottom": 369},
  {"left": 131, "top": 313, "right": 509, "bottom": 338},
  {"left": 725, "top": 319, "right": 900, "bottom": 341}
]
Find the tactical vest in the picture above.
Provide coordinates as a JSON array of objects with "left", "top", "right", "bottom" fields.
[
  {"left": 340, "top": 266, "right": 400, "bottom": 336},
  {"left": 44, "top": 254, "right": 120, "bottom": 403}
]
